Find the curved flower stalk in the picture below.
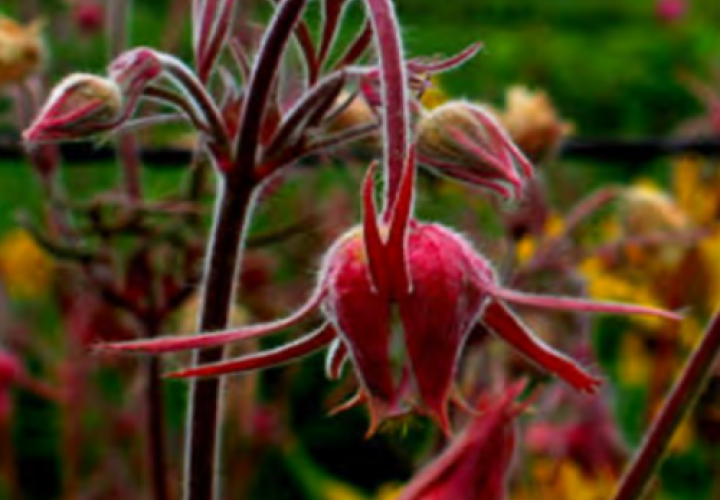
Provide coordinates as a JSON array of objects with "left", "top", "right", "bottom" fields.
[{"left": 104, "top": 157, "right": 680, "bottom": 435}]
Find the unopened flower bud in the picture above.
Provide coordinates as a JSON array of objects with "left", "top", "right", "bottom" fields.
[
  {"left": 108, "top": 47, "right": 163, "bottom": 94},
  {"left": 23, "top": 73, "right": 122, "bottom": 142},
  {"left": 0, "top": 17, "right": 45, "bottom": 86},
  {"left": 416, "top": 100, "right": 534, "bottom": 199},
  {"left": 499, "top": 86, "right": 573, "bottom": 163}
]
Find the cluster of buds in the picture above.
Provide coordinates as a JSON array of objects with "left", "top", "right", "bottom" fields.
[{"left": 0, "top": 16, "right": 45, "bottom": 86}]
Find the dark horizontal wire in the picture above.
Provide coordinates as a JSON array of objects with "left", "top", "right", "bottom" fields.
[{"left": 1, "top": 134, "right": 720, "bottom": 168}]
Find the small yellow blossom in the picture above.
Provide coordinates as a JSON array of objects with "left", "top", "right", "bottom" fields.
[
  {"left": 699, "top": 227, "right": 720, "bottom": 310},
  {"left": 323, "top": 482, "right": 367, "bottom": 500},
  {"left": 376, "top": 484, "right": 402, "bottom": 500},
  {"left": 514, "top": 460, "right": 615, "bottom": 500},
  {"left": 0, "top": 229, "right": 54, "bottom": 299},
  {"left": 419, "top": 76, "right": 447, "bottom": 110},
  {"left": 672, "top": 156, "right": 720, "bottom": 226},
  {"left": 668, "top": 416, "right": 695, "bottom": 454},
  {"left": 0, "top": 16, "right": 45, "bottom": 85},
  {"left": 618, "top": 335, "right": 652, "bottom": 387},
  {"left": 515, "top": 213, "right": 565, "bottom": 265}
]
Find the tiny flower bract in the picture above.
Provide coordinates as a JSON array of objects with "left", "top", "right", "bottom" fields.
[{"left": 103, "top": 153, "right": 680, "bottom": 435}]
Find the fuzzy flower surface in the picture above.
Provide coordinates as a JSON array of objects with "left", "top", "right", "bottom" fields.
[
  {"left": 395, "top": 385, "right": 526, "bottom": 500},
  {"left": 416, "top": 100, "right": 534, "bottom": 199},
  {"left": 24, "top": 48, "right": 162, "bottom": 142},
  {"left": 104, "top": 152, "right": 679, "bottom": 434}
]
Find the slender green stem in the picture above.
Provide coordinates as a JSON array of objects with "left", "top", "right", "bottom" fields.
[{"left": 612, "top": 309, "right": 720, "bottom": 500}]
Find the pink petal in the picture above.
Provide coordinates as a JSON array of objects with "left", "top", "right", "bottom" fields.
[
  {"left": 167, "top": 322, "right": 336, "bottom": 378},
  {"left": 488, "top": 286, "right": 682, "bottom": 322},
  {"left": 387, "top": 149, "right": 416, "bottom": 297},
  {"left": 324, "top": 243, "right": 397, "bottom": 410},
  {"left": 399, "top": 224, "right": 485, "bottom": 433},
  {"left": 481, "top": 299, "right": 601, "bottom": 393},
  {"left": 362, "top": 162, "right": 390, "bottom": 296}
]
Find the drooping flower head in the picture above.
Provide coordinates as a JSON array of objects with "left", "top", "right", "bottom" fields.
[{"left": 103, "top": 155, "right": 679, "bottom": 434}]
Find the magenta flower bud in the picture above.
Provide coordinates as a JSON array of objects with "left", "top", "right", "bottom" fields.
[
  {"left": 396, "top": 385, "right": 525, "bottom": 500},
  {"left": 656, "top": 0, "right": 687, "bottom": 23},
  {"left": 416, "top": 101, "right": 534, "bottom": 199},
  {"left": 24, "top": 48, "right": 163, "bottom": 143},
  {"left": 23, "top": 73, "right": 122, "bottom": 142},
  {"left": 73, "top": 1, "right": 105, "bottom": 35},
  {"left": 0, "top": 348, "right": 23, "bottom": 385},
  {"left": 107, "top": 47, "right": 163, "bottom": 94}
]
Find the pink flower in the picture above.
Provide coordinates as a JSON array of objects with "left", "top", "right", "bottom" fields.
[
  {"left": 103, "top": 154, "right": 679, "bottom": 435},
  {"left": 74, "top": 1, "right": 105, "bottom": 35},
  {"left": 656, "top": 0, "right": 687, "bottom": 23},
  {"left": 396, "top": 384, "right": 526, "bottom": 500}
]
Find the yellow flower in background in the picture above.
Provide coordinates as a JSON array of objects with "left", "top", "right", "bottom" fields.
[
  {"left": 672, "top": 156, "right": 720, "bottom": 227},
  {"left": 513, "top": 460, "right": 615, "bottom": 500},
  {"left": 419, "top": 75, "right": 447, "bottom": 110},
  {"left": 617, "top": 335, "right": 652, "bottom": 388},
  {"left": 376, "top": 485, "right": 402, "bottom": 500},
  {"left": 0, "top": 229, "right": 54, "bottom": 299},
  {"left": 700, "top": 227, "right": 720, "bottom": 309},
  {"left": 323, "top": 482, "right": 367, "bottom": 500},
  {"left": 0, "top": 16, "right": 45, "bottom": 85},
  {"left": 515, "top": 213, "right": 565, "bottom": 265}
]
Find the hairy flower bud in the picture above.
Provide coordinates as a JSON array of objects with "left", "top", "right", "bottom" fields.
[
  {"left": 24, "top": 47, "right": 163, "bottom": 143},
  {"left": 416, "top": 101, "right": 534, "bottom": 199},
  {"left": 499, "top": 86, "right": 573, "bottom": 164},
  {"left": 107, "top": 47, "right": 163, "bottom": 94},
  {"left": 0, "top": 16, "right": 44, "bottom": 86},
  {"left": 397, "top": 385, "right": 525, "bottom": 500},
  {"left": 23, "top": 73, "right": 122, "bottom": 142}
]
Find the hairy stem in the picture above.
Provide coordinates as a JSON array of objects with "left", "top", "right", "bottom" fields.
[
  {"left": 183, "top": 176, "right": 256, "bottom": 500},
  {"left": 612, "top": 309, "right": 720, "bottom": 500},
  {"left": 184, "top": 2, "right": 308, "bottom": 499},
  {"left": 361, "top": 0, "right": 409, "bottom": 214}
]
